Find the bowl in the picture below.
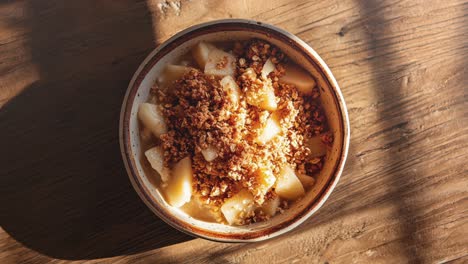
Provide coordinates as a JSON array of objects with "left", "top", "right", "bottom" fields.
[{"left": 119, "top": 19, "right": 350, "bottom": 242}]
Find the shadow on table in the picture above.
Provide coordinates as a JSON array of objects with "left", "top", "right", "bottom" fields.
[
  {"left": 354, "top": 1, "right": 426, "bottom": 262},
  {"left": 0, "top": 0, "right": 192, "bottom": 260}
]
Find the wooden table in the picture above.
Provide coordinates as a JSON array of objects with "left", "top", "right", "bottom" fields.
[{"left": 0, "top": 0, "right": 466, "bottom": 263}]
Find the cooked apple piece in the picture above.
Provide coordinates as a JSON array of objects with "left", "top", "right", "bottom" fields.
[
  {"left": 192, "top": 41, "right": 216, "bottom": 68},
  {"left": 138, "top": 103, "right": 167, "bottom": 138},
  {"left": 306, "top": 136, "right": 328, "bottom": 157},
  {"left": 253, "top": 168, "right": 276, "bottom": 199},
  {"left": 243, "top": 67, "right": 256, "bottom": 79},
  {"left": 205, "top": 48, "right": 236, "bottom": 77},
  {"left": 160, "top": 64, "right": 193, "bottom": 87},
  {"left": 181, "top": 194, "right": 219, "bottom": 222},
  {"left": 297, "top": 173, "right": 315, "bottom": 188},
  {"left": 261, "top": 58, "right": 276, "bottom": 79},
  {"left": 221, "top": 189, "right": 256, "bottom": 225},
  {"left": 140, "top": 127, "right": 153, "bottom": 143},
  {"left": 220, "top": 75, "right": 241, "bottom": 105},
  {"left": 280, "top": 64, "right": 316, "bottom": 95},
  {"left": 245, "top": 79, "right": 278, "bottom": 111},
  {"left": 261, "top": 196, "right": 280, "bottom": 217},
  {"left": 259, "top": 82, "right": 278, "bottom": 111},
  {"left": 179, "top": 60, "right": 190, "bottom": 66},
  {"left": 145, "top": 146, "right": 170, "bottom": 183},
  {"left": 276, "top": 165, "right": 305, "bottom": 200},
  {"left": 164, "top": 157, "right": 193, "bottom": 207},
  {"left": 256, "top": 114, "right": 281, "bottom": 145},
  {"left": 201, "top": 145, "right": 218, "bottom": 162}
]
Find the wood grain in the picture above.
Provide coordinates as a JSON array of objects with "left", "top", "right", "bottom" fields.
[{"left": 0, "top": 0, "right": 466, "bottom": 263}]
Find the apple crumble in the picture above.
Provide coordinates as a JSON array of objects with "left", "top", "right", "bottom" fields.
[{"left": 138, "top": 39, "right": 333, "bottom": 225}]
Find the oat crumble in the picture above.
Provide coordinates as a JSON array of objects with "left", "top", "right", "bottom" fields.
[{"left": 139, "top": 39, "right": 333, "bottom": 225}]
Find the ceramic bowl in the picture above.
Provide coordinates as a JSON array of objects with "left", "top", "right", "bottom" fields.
[{"left": 120, "top": 19, "right": 350, "bottom": 242}]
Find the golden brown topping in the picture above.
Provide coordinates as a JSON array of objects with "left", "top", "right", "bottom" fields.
[{"left": 146, "top": 39, "right": 330, "bottom": 224}]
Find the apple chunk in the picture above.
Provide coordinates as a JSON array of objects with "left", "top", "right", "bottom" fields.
[
  {"left": 181, "top": 195, "right": 220, "bottom": 222},
  {"left": 252, "top": 168, "right": 276, "bottom": 200},
  {"left": 192, "top": 41, "right": 216, "bottom": 68},
  {"left": 201, "top": 145, "right": 218, "bottom": 162},
  {"left": 305, "top": 136, "right": 328, "bottom": 157},
  {"left": 280, "top": 64, "right": 316, "bottom": 95},
  {"left": 204, "top": 48, "right": 236, "bottom": 77},
  {"left": 160, "top": 64, "right": 193, "bottom": 87},
  {"left": 276, "top": 166, "right": 305, "bottom": 200},
  {"left": 138, "top": 103, "right": 167, "bottom": 138},
  {"left": 220, "top": 75, "right": 241, "bottom": 106},
  {"left": 242, "top": 68, "right": 278, "bottom": 111},
  {"left": 261, "top": 58, "right": 276, "bottom": 79},
  {"left": 164, "top": 157, "right": 193, "bottom": 207},
  {"left": 221, "top": 189, "right": 256, "bottom": 225},
  {"left": 297, "top": 173, "right": 315, "bottom": 188},
  {"left": 261, "top": 196, "right": 280, "bottom": 217},
  {"left": 145, "top": 146, "right": 170, "bottom": 183},
  {"left": 256, "top": 114, "right": 281, "bottom": 145},
  {"left": 245, "top": 80, "right": 277, "bottom": 111},
  {"left": 258, "top": 82, "right": 278, "bottom": 111}
]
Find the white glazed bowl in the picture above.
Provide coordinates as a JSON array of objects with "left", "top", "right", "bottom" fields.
[{"left": 120, "top": 19, "right": 350, "bottom": 242}]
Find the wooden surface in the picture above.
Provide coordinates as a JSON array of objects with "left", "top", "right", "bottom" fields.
[{"left": 0, "top": 0, "right": 466, "bottom": 263}]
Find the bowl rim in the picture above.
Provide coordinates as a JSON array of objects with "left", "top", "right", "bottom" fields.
[{"left": 119, "top": 18, "right": 350, "bottom": 242}]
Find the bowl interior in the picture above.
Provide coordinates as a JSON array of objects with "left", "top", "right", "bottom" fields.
[{"left": 122, "top": 23, "right": 346, "bottom": 241}]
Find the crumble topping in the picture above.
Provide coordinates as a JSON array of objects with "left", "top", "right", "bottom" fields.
[{"left": 148, "top": 39, "right": 333, "bottom": 224}]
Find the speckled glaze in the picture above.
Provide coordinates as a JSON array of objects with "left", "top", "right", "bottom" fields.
[{"left": 119, "top": 19, "right": 350, "bottom": 242}]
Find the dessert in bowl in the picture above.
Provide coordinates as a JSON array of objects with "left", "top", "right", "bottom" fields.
[{"left": 120, "top": 19, "right": 349, "bottom": 241}]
